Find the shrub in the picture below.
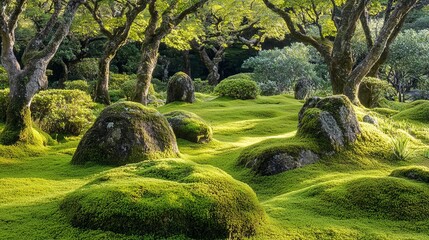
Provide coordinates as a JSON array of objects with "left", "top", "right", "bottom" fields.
[
  {"left": 0, "top": 88, "right": 9, "bottom": 122},
  {"left": 193, "top": 78, "right": 214, "bottom": 93},
  {"left": 121, "top": 79, "right": 156, "bottom": 101},
  {"left": 257, "top": 81, "right": 282, "bottom": 96},
  {"left": 69, "top": 58, "right": 99, "bottom": 81},
  {"left": 108, "top": 89, "right": 125, "bottom": 102},
  {"left": 109, "top": 73, "right": 136, "bottom": 91},
  {"left": 358, "top": 77, "right": 396, "bottom": 108},
  {"left": 0, "top": 66, "right": 8, "bottom": 89},
  {"left": 215, "top": 78, "right": 259, "bottom": 100},
  {"left": 61, "top": 159, "right": 266, "bottom": 239},
  {"left": 64, "top": 80, "right": 90, "bottom": 93},
  {"left": 152, "top": 78, "right": 167, "bottom": 92},
  {"left": 31, "top": 89, "right": 95, "bottom": 135}
]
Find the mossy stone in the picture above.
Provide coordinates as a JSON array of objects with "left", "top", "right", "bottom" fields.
[
  {"left": 297, "top": 95, "right": 361, "bottom": 150},
  {"left": 164, "top": 110, "right": 213, "bottom": 143},
  {"left": 294, "top": 78, "right": 313, "bottom": 100},
  {"left": 61, "top": 159, "right": 266, "bottom": 239},
  {"left": 71, "top": 101, "right": 179, "bottom": 166},
  {"left": 166, "top": 72, "right": 195, "bottom": 104}
]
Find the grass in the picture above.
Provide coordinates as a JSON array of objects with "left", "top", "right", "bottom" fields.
[{"left": 1, "top": 95, "right": 429, "bottom": 239}]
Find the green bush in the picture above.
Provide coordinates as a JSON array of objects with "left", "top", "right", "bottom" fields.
[
  {"left": 61, "top": 159, "right": 266, "bottom": 239},
  {"left": 193, "top": 79, "right": 214, "bottom": 93},
  {"left": 258, "top": 81, "right": 282, "bottom": 96},
  {"left": 152, "top": 78, "right": 167, "bottom": 92},
  {"left": 0, "top": 88, "right": 9, "bottom": 122},
  {"left": 121, "top": 79, "right": 155, "bottom": 100},
  {"left": 109, "top": 73, "right": 136, "bottom": 91},
  {"left": 215, "top": 78, "right": 259, "bottom": 100},
  {"left": 108, "top": 89, "right": 125, "bottom": 102},
  {"left": 64, "top": 80, "right": 89, "bottom": 93},
  {"left": 69, "top": 58, "right": 99, "bottom": 81},
  {"left": 358, "top": 77, "right": 396, "bottom": 108},
  {"left": 0, "top": 66, "right": 8, "bottom": 89},
  {"left": 31, "top": 89, "right": 95, "bottom": 135}
]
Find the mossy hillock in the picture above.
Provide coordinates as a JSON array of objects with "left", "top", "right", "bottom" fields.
[
  {"left": 164, "top": 110, "right": 213, "bottom": 143},
  {"left": 61, "top": 158, "right": 266, "bottom": 239},
  {"left": 319, "top": 177, "right": 429, "bottom": 221},
  {"left": 391, "top": 166, "right": 429, "bottom": 184},
  {"left": 71, "top": 101, "right": 179, "bottom": 166}
]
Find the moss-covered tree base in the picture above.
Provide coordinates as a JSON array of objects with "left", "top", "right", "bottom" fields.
[{"left": 61, "top": 159, "right": 266, "bottom": 239}]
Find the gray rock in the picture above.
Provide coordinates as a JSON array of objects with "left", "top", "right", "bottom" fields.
[
  {"left": 166, "top": 72, "right": 195, "bottom": 104},
  {"left": 297, "top": 95, "right": 361, "bottom": 150},
  {"left": 363, "top": 115, "right": 378, "bottom": 125},
  {"left": 244, "top": 149, "right": 320, "bottom": 176},
  {"left": 294, "top": 78, "right": 313, "bottom": 100},
  {"left": 71, "top": 101, "right": 179, "bottom": 166}
]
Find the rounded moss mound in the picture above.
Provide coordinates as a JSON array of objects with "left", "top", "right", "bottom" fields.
[
  {"left": 166, "top": 72, "right": 195, "bottom": 104},
  {"left": 237, "top": 137, "right": 321, "bottom": 175},
  {"left": 60, "top": 159, "right": 266, "bottom": 239},
  {"left": 164, "top": 110, "right": 213, "bottom": 143},
  {"left": 71, "top": 101, "right": 179, "bottom": 166},
  {"left": 393, "top": 101, "right": 429, "bottom": 123},
  {"left": 214, "top": 78, "right": 259, "bottom": 100},
  {"left": 321, "top": 177, "right": 429, "bottom": 221},
  {"left": 391, "top": 166, "right": 429, "bottom": 184}
]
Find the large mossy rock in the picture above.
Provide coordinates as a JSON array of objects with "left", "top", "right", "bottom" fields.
[
  {"left": 294, "top": 78, "right": 312, "bottom": 100},
  {"left": 166, "top": 72, "right": 195, "bottom": 104},
  {"left": 61, "top": 159, "right": 266, "bottom": 239},
  {"left": 71, "top": 102, "right": 179, "bottom": 165},
  {"left": 238, "top": 138, "right": 321, "bottom": 176},
  {"left": 297, "top": 95, "right": 361, "bottom": 150},
  {"left": 165, "top": 110, "right": 213, "bottom": 143}
]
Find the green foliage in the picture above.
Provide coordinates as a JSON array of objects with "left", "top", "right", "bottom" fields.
[
  {"left": 108, "top": 89, "right": 125, "bottom": 103},
  {"left": 258, "top": 81, "right": 282, "bottom": 96},
  {"left": 152, "top": 78, "right": 167, "bottom": 92},
  {"left": 391, "top": 166, "right": 429, "bottom": 184},
  {"left": 0, "top": 88, "right": 9, "bottom": 122},
  {"left": 165, "top": 110, "right": 213, "bottom": 143},
  {"left": 193, "top": 79, "right": 214, "bottom": 93},
  {"left": 109, "top": 74, "right": 136, "bottom": 91},
  {"left": 61, "top": 159, "right": 266, "bottom": 239},
  {"left": 0, "top": 66, "right": 8, "bottom": 89},
  {"left": 215, "top": 77, "right": 259, "bottom": 100},
  {"left": 320, "top": 177, "right": 429, "bottom": 221},
  {"left": 31, "top": 90, "right": 95, "bottom": 135},
  {"left": 390, "top": 135, "right": 411, "bottom": 161},
  {"left": 359, "top": 77, "right": 396, "bottom": 108},
  {"left": 242, "top": 43, "right": 320, "bottom": 92},
  {"left": 64, "top": 80, "right": 90, "bottom": 93},
  {"left": 69, "top": 58, "right": 99, "bottom": 81}
]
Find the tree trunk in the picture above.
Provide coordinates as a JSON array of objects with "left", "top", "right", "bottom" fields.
[
  {"left": 133, "top": 38, "right": 161, "bottom": 105},
  {"left": 183, "top": 50, "right": 191, "bottom": 77},
  {"left": 58, "top": 59, "right": 68, "bottom": 88},
  {"left": 94, "top": 54, "right": 114, "bottom": 105}
]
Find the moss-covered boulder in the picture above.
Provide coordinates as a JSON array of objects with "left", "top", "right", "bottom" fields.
[
  {"left": 61, "top": 159, "right": 266, "bottom": 239},
  {"left": 297, "top": 95, "right": 361, "bottom": 151},
  {"left": 391, "top": 166, "right": 429, "bottom": 184},
  {"left": 71, "top": 102, "right": 179, "bottom": 165},
  {"left": 294, "top": 78, "right": 313, "bottom": 100},
  {"left": 320, "top": 177, "right": 429, "bottom": 221},
  {"left": 164, "top": 110, "right": 213, "bottom": 143},
  {"left": 166, "top": 72, "right": 195, "bottom": 104},
  {"left": 238, "top": 138, "right": 321, "bottom": 175}
]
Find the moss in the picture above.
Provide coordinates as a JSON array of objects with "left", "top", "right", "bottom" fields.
[
  {"left": 164, "top": 110, "right": 213, "bottom": 143},
  {"left": 391, "top": 166, "right": 429, "bottom": 184},
  {"left": 71, "top": 101, "right": 178, "bottom": 166},
  {"left": 319, "top": 177, "right": 429, "bottom": 221},
  {"left": 61, "top": 159, "right": 266, "bottom": 239},
  {"left": 393, "top": 101, "right": 429, "bottom": 123},
  {"left": 214, "top": 79, "right": 260, "bottom": 100},
  {"left": 371, "top": 107, "right": 399, "bottom": 117}
]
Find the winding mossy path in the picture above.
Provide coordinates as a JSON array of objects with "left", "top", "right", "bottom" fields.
[{"left": 1, "top": 94, "right": 429, "bottom": 239}]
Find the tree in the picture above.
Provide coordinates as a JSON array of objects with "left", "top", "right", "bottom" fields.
[
  {"left": 384, "top": 29, "right": 429, "bottom": 102},
  {"left": 84, "top": 0, "right": 149, "bottom": 105},
  {"left": 263, "top": 0, "right": 418, "bottom": 104},
  {"left": 0, "top": 0, "right": 85, "bottom": 145},
  {"left": 132, "top": 0, "right": 208, "bottom": 105}
]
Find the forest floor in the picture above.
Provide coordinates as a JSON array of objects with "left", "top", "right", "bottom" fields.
[{"left": 1, "top": 94, "right": 429, "bottom": 239}]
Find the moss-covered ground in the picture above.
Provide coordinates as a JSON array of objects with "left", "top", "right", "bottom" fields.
[{"left": 1, "top": 94, "right": 429, "bottom": 239}]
